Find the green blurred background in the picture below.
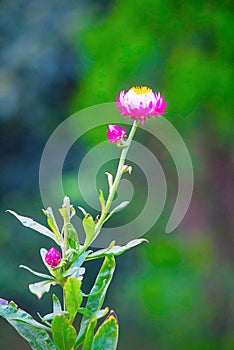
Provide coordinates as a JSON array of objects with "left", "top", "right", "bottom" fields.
[{"left": 0, "top": 0, "right": 233, "bottom": 349}]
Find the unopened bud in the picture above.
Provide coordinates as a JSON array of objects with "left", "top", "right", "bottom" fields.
[
  {"left": 45, "top": 247, "right": 61, "bottom": 268},
  {"left": 122, "top": 165, "right": 132, "bottom": 174}
]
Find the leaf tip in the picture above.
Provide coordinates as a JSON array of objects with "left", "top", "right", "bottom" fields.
[{"left": 109, "top": 310, "right": 119, "bottom": 324}]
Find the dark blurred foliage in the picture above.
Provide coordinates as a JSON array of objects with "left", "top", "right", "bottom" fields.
[{"left": 0, "top": 0, "right": 233, "bottom": 349}]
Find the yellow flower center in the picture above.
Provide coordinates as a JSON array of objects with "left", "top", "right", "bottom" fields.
[{"left": 131, "top": 86, "right": 152, "bottom": 95}]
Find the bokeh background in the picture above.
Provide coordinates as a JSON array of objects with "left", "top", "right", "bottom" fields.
[{"left": 0, "top": 0, "right": 233, "bottom": 349}]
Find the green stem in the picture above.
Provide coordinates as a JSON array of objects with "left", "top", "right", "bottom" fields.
[{"left": 93, "top": 120, "right": 140, "bottom": 242}]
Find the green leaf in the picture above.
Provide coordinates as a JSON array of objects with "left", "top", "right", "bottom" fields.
[
  {"left": 7, "top": 210, "right": 59, "bottom": 244},
  {"left": 53, "top": 294, "right": 62, "bottom": 313},
  {"left": 0, "top": 303, "right": 50, "bottom": 330},
  {"left": 80, "top": 309, "right": 108, "bottom": 350},
  {"left": 99, "top": 189, "right": 105, "bottom": 212},
  {"left": 63, "top": 250, "right": 91, "bottom": 279},
  {"left": 92, "top": 311, "right": 119, "bottom": 350},
  {"left": 94, "top": 307, "right": 109, "bottom": 320},
  {"left": 75, "top": 255, "right": 116, "bottom": 348},
  {"left": 105, "top": 201, "right": 129, "bottom": 221},
  {"left": 63, "top": 266, "right": 85, "bottom": 280},
  {"left": 86, "top": 238, "right": 148, "bottom": 260},
  {"left": 77, "top": 206, "right": 88, "bottom": 216},
  {"left": 58, "top": 207, "right": 68, "bottom": 220},
  {"left": 77, "top": 308, "right": 92, "bottom": 317},
  {"left": 51, "top": 315, "right": 76, "bottom": 350},
  {"left": 83, "top": 215, "right": 95, "bottom": 249},
  {"left": 81, "top": 279, "right": 106, "bottom": 298},
  {"left": 19, "top": 265, "right": 54, "bottom": 280},
  {"left": 40, "top": 311, "right": 68, "bottom": 322},
  {"left": 64, "top": 278, "right": 83, "bottom": 323},
  {"left": 82, "top": 321, "right": 96, "bottom": 350},
  {"left": 105, "top": 172, "right": 113, "bottom": 191},
  {"left": 70, "top": 205, "right": 76, "bottom": 219},
  {"left": 0, "top": 303, "right": 56, "bottom": 350},
  {"left": 42, "top": 207, "right": 61, "bottom": 240},
  {"left": 29, "top": 280, "right": 53, "bottom": 299},
  {"left": 66, "top": 223, "right": 79, "bottom": 250}
]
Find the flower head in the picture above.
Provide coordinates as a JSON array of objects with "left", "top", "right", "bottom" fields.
[
  {"left": 45, "top": 247, "right": 61, "bottom": 268},
  {"left": 107, "top": 124, "right": 126, "bottom": 143},
  {"left": 116, "top": 86, "right": 168, "bottom": 124}
]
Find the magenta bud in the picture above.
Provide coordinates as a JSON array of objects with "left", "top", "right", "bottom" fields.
[
  {"left": 45, "top": 247, "right": 61, "bottom": 268},
  {"left": 107, "top": 124, "right": 126, "bottom": 143},
  {"left": 0, "top": 298, "right": 8, "bottom": 305}
]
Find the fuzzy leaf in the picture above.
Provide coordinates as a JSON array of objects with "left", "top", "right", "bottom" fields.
[
  {"left": 0, "top": 303, "right": 55, "bottom": 350},
  {"left": 92, "top": 311, "right": 119, "bottom": 350},
  {"left": 51, "top": 315, "right": 76, "bottom": 350},
  {"left": 86, "top": 238, "right": 148, "bottom": 260},
  {"left": 7, "top": 210, "right": 59, "bottom": 244},
  {"left": 29, "top": 280, "right": 53, "bottom": 299},
  {"left": 19, "top": 265, "right": 54, "bottom": 280}
]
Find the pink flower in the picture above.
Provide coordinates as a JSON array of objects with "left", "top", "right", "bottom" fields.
[
  {"left": 107, "top": 124, "right": 126, "bottom": 143},
  {"left": 116, "top": 86, "right": 168, "bottom": 124},
  {"left": 45, "top": 247, "right": 61, "bottom": 268}
]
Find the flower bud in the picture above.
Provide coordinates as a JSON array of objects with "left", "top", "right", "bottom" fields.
[
  {"left": 122, "top": 164, "right": 132, "bottom": 174},
  {"left": 45, "top": 247, "right": 61, "bottom": 268},
  {"left": 107, "top": 124, "right": 126, "bottom": 143}
]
